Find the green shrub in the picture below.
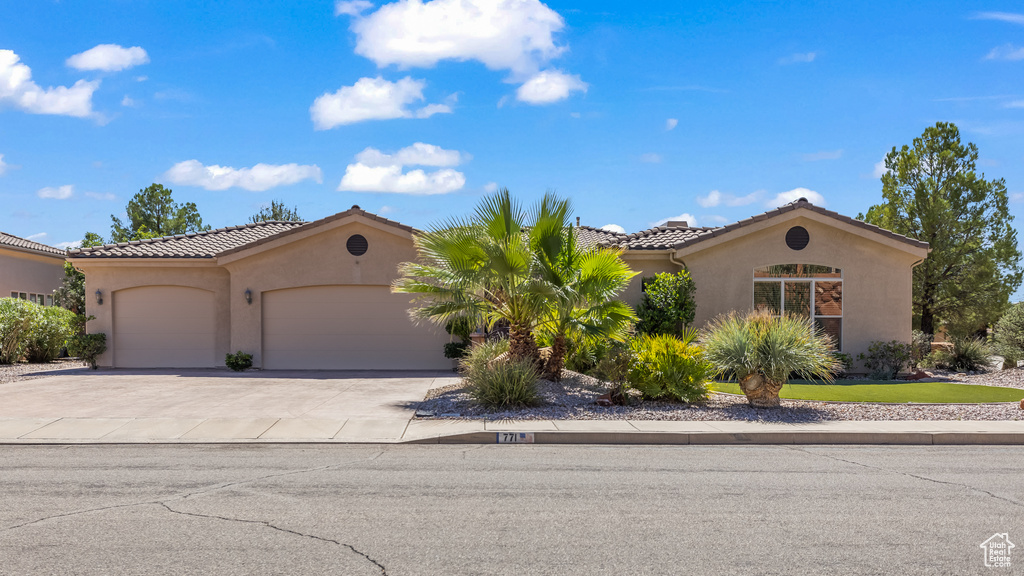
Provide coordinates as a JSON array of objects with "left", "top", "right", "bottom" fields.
[
  {"left": 0, "top": 298, "right": 40, "bottom": 364},
  {"left": 67, "top": 333, "right": 106, "bottom": 369},
  {"left": 858, "top": 340, "right": 912, "bottom": 380},
  {"left": 443, "top": 341, "right": 470, "bottom": 359},
  {"left": 636, "top": 270, "right": 696, "bottom": 337},
  {"left": 626, "top": 331, "right": 714, "bottom": 403},
  {"left": 464, "top": 359, "right": 539, "bottom": 410},
  {"left": 25, "top": 306, "right": 77, "bottom": 363},
  {"left": 225, "top": 351, "right": 254, "bottom": 371},
  {"left": 702, "top": 310, "right": 838, "bottom": 408},
  {"left": 459, "top": 338, "right": 510, "bottom": 377},
  {"left": 933, "top": 338, "right": 992, "bottom": 372},
  {"left": 910, "top": 330, "right": 932, "bottom": 370},
  {"left": 994, "top": 303, "right": 1024, "bottom": 367},
  {"left": 591, "top": 341, "right": 635, "bottom": 404}
]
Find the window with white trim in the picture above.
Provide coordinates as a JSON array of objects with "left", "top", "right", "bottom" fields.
[{"left": 753, "top": 264, "right": 843, "bottom": 350}]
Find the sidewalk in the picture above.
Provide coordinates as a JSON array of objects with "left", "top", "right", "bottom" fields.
[{"left": 2, "top": 416, "right": 1023, "bottom": 445}]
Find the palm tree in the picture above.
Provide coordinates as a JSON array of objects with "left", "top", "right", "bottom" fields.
[
  {"left": 393, "top": 189, "right": 638, "bottom": 374},
  {"left": 532, "top": 203, "right": 638, "bottom": 381},
  {"left": 702, "top": 309, "right": 838, "bottom": 408},
  {"left": 393, "top": 189, "right": 550, "bottom": 362}
]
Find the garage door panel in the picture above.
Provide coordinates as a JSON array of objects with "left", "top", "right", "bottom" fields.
[
  {"left": 113, "top": 286, "right": 216, "bottom": 368},
  {"left": 262, "top": 285, "right": 448, "bottom": 370}
]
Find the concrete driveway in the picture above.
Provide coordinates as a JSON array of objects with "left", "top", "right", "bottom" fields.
[{"left": 0, "top": 368, "right": 459, "bottom": 442}]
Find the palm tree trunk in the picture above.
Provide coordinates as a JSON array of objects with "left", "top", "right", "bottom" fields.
[
  {"left": 543, "top": 332, "right": 567, "bottom": 381},
  {"left": 739, "top": 373, "right": 783, "bottom": 408},
  {"left": 508, "top": 324, "right": 539, "bottom": 364}
]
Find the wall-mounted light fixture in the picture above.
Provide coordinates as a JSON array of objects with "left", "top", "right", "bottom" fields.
[
  {"left": 95, "top": 290, "right": 103, "bottom": 305},
  {"left": 244, "top": 289, "right": 252, "bottom": 305}
]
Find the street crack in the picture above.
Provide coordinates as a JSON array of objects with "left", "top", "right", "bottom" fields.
[
  {"left": 787, "top": 446, "right": 1024, "bottom": 509},
  {"left": 158, "top": 502, "right": 387, "bottom": 575}
]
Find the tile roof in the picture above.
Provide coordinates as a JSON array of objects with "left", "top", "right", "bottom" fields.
[
  {"left": 66, "top": 205, "right": 418, "bottom": 260},
  {"left": 67, "top": 221, "right": 305, "bottom": 259},
  {"left": 593, "top": 198, "right": 930, "bottom": 252},
  {"left": 0, "top": 232, "right": 67, "bottom": 257},
  {"left": 575, "top": 225, "right": 627, "bottom": 248}
]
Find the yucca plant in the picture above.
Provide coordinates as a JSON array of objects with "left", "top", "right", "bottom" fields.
[{"left": 703, "top": 309, "right": 838, "bottom": 408}]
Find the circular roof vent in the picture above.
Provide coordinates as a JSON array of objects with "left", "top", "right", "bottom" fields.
[
  {"left": 786, "top": 226, "right": 809, "bottom": 251},
  {"left": 346, "top": 234, "right": 368, "bottom": 256}
]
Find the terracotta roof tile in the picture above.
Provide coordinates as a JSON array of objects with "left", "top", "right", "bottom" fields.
[
  {"left": 575, "top": 225, "right": 627, "bottom": 248},
  {"left": 67, "top": 221, "right": 305, "bottom": 259},
  {"left": 0, "top": 232, "right": 67, "bottom": 257}
]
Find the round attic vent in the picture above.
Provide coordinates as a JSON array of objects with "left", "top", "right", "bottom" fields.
[
  {"left": 347, "top": 234, "right": 368, "bottom": 256},
  {"left": 786, "top": 226, "right": 809, "bottom": 250}
]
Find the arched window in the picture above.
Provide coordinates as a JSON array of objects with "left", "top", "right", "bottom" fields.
[{"left": 753, "top": 264, "right": 843, "bottom": 350}]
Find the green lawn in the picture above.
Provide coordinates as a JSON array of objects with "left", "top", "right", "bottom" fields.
[{"left": 710, "top": 380, "right": 1024, "bottom": 404}]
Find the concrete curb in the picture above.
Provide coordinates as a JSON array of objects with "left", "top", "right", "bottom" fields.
[{"left": 405, "top": 430, "right": 1024, "bottom": 445}]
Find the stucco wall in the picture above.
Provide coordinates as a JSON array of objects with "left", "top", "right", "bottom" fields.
[
  {"left": 0, "top": 248, "right": 65, "bottom": 300},
  {"left": 620, "top": 214, "right": 925, "bottom": 369},
  {"left": 223, "top": 219, "right": 444, "bottom": 368},
  {"left": 76, "top": 263, "right": 230, "bottom": 368}
]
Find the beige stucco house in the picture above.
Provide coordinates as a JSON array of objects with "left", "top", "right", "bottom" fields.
[
  {"left": 1, "top": 232, "right": 67, "bottom": 306},
  {"left": 68, "top": 199, "right": 928, "bottom": 370}
]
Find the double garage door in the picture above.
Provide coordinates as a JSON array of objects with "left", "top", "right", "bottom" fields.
[{"left": 112, "top": 285, "right": 448, "bottom": 369}]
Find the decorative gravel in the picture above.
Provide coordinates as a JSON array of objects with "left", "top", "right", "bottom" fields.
[
  {"left": 0, "top": 359, "right": 90, "bottom": 384},
  {"left": 417, "top": 369, "right": 1024, "bottom": 422}
]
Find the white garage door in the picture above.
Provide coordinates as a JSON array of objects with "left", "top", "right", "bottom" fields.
[
  {"left": 113, "top": 286, "right": 216, "bottom": 368},
  {"left": 262, "top": 285, "right": 449, "bottom": 370}
]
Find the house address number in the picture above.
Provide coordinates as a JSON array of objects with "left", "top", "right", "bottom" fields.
[{"left": 497, "top": 432, "right": 535, "bottom": 444}]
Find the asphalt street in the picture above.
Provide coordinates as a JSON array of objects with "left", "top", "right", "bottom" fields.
[{"left": 1, "top": 444, "right": 1021, "bottom": 575}]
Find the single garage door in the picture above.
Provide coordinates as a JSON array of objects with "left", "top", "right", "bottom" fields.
[
  {"left": 113, "top": 286, "right": 216, "bottom": 368},
  {"left": 262, "top": 285, "right": 449, "bottom": 370}
]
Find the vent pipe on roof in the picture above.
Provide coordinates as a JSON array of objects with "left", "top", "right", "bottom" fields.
[
  {"left": 576, "top": 216, "right": 580, "bottom": 227},
  {"left": 666, "top": 220, "right": 688, "bottom": 228}
]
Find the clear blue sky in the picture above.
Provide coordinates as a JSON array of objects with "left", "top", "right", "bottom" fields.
[{"left": 2, "top": 1, "right": 1022, "bottom": 252}]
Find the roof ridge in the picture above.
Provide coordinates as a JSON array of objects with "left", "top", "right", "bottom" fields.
[
  {"left": 69, "top": 220, "right": 307, "bottom": 254},
  {"left": 0, "top": 231, "right": 67, "bottom": 256}
]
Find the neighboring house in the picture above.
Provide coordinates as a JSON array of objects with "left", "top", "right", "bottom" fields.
[
  {"left": 0, "top": 232, "right": 67, "bottom": 306},
  {"left": 68, "top": 199, "right": 929, "bottom": 370}
]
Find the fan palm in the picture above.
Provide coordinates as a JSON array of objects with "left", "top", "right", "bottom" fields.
[
  {"left": 531, "top": 198, "right": 638, "bottom": 380},
  {"left": 393, "top": 189, "right": 549, "bottom": 362}
]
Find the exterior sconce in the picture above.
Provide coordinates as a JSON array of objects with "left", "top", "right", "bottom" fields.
[
  {"left": 95, "top": 290, "right": 103, "bottom": 305},
  {"left": 244, "top": 289, "right": 252, "bottom": 305}
]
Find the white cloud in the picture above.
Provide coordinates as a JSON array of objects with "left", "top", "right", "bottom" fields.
[
  {"left": 85, "top": 191, "right": 117, "bottom": 201},
  {"left": 767, "top": 187, "right": 826, "bottom": 207},
  {"left": 121, "top": 95, "right": 137, "bottom": 107},
  {"left": 600, "top": 224, "right": 625, "bottom": 234},
  {"left": 66, "top": 44, "right": 149, "bottom": 72},
  {"left": 0, "top": 154, "right": 6, "bottom": 175},
  {"left": 1010, "top": 192, "right": 1024, "bottom": 203},
  {"left": 310, "top": 76, "right": 451, "bottom": 129},
  {"left": 973, "top": 11, "right": 1024, "bottom": 25},
  {"left": 665, "top": 118, "right": 678, "bottom": 131},
  {"left": 348, "top": 0, "right": 567, "bottom": 77},
  {"left": 0, "top": 50, "right": 98, "bottom": 118},
  {"left": 778, "top": 52, "right": 816, "bottom": 65},
  {"left": 652, "top": 213, "right": 698, "bottom": 227},
  {"left": 696, "top": 189, "right": 760, "bottom": 208},
  {"left": 515, "top": 70, "right": 587, "bottom": 104},
  {"left": 355, "top": 142, "right": 465, "bottom": 167},
  {"left": 801, "top": 149, "right": 843, "bottom": 161},
  {"left": 134, "top": 75, "right": 148, "bottom": 82},
  {"left": 37, "top": 185, "right": 74, "bottom": 199},
  {"left": 338, "top": 142, "right": 467, "bottom": 195},
  {"left": 1005, "top": 100, "right": 1024, "bottom": 108},
  {"left": 985, "top": 44, "right": 1024, "bottom": 61},
  {"left": 483, "top": 182, "right": 499, "bottom": 193},
  {"left": 163, "top": 160, "right": 323, "bottom": 191},
  {"left": 639, "top": 153, "right": 662, "bottom": 164},
  {"left": 335, "top": 0, "right": 374, "bottom": 16},
  {"left": 26, "top": 232, "right": 47, "bottom": 241},
  {"left": 378, "top": 205, "right": 396, "bottom": 214},
  {"left": 55, "top": 240, "right": 81, "bottom": 250},
  {"left": 872, "top": 161, "right": 888, "bottom": 179}
]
